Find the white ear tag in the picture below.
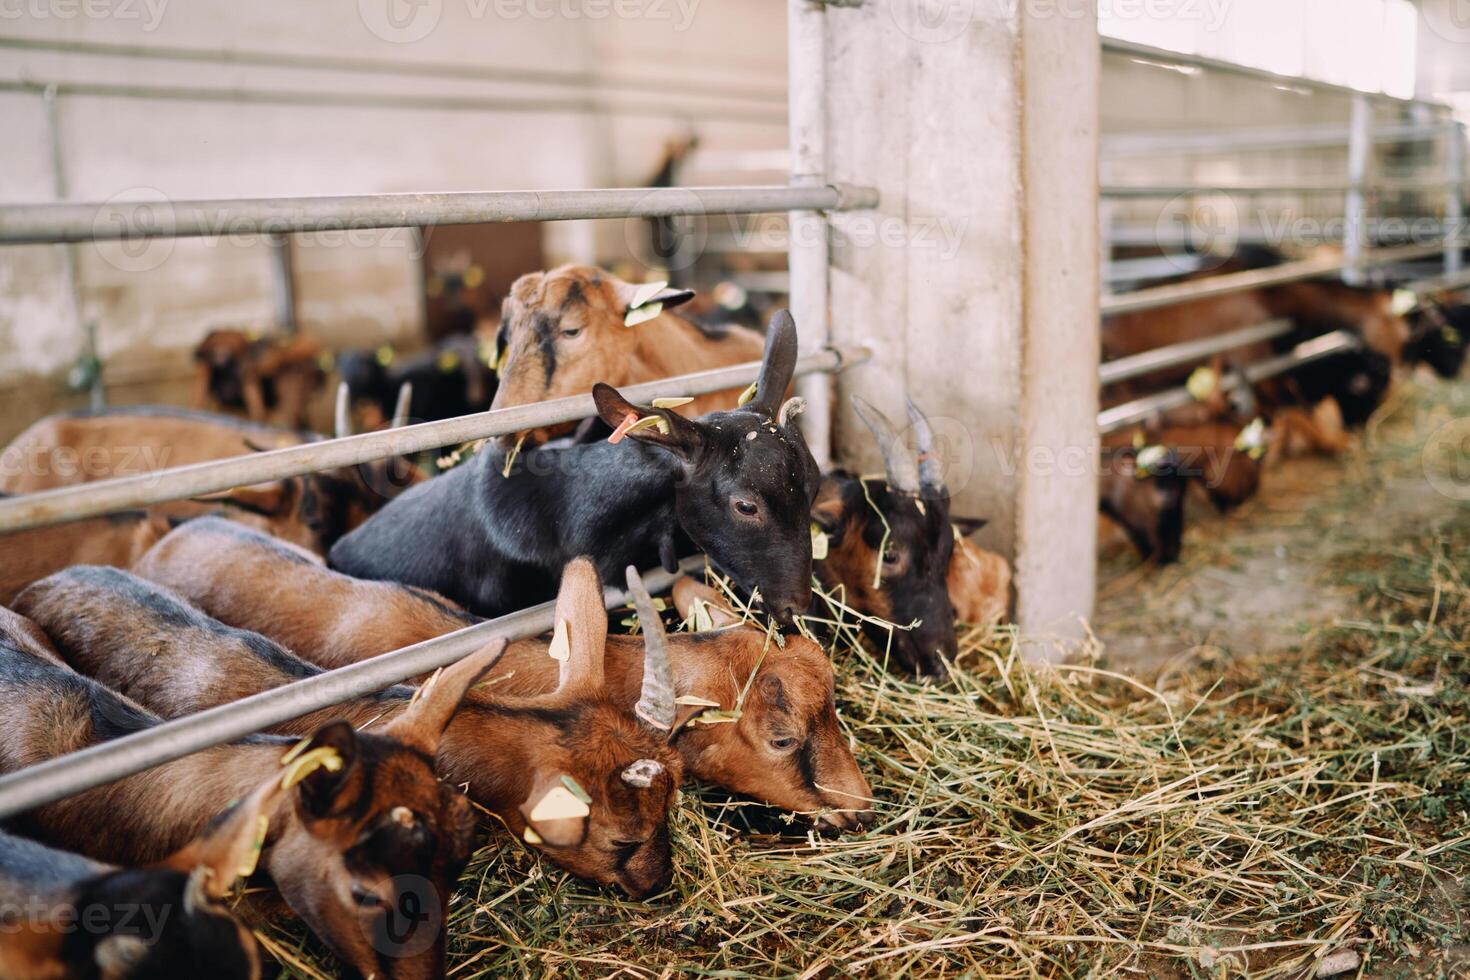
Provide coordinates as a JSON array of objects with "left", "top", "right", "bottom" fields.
[
  {"left": 529, "top": 784, "right": 591, "bottom": 822},
  {"left": 810, "top": 523, "right": 830, "bottom": 561},
  {"left": 624, "top": 302, "right": 663, "bottom": 327},
  {"left": 547, "top": 619, "right": 570, "bottom": 663},
  {"left": 1392, "top": 288, "right": 1417, "bottom": 316},
  {"left": 629, "top": 280, "right": 668, "bottom": 308}
]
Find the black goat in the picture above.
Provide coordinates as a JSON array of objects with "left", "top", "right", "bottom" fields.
[{"left": 329, "top": 311, "right": 821, "bottom": 625}]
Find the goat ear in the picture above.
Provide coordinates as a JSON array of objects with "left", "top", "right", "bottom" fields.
[
  {"left": 287, "top": 720, "right": 360, "bottom": 820},
  {"left": 518, "top": 769, "right": 589, "bottom": 848},
  {"left": 191, "top": 480, "right": 295, "bottom": 518},
  {"left": 550, "top": 557, "right": 607, "bottom": 695},
  {"left": 951, "top": 516, "right": 988, "bottom": 538},
  {"left": 811, "top": 479, "right": 848, "bottom": 540},
  {"left": 157, "top": 770, "right": 286, "bottom": 896},
  {"left": 382, "top": 638, "right": 507, "bottom": 755},
  {"left": 591, "top": 383, "right": 706, "bottom": 463},
  {"left": 610, "top": 277, "right": 696, "bottom": 321},
  {"left": 671, "top": 577, "right": 744, "bottom": 629},
  {"left": 747, "top": 309, "right": 799, "bottom": 417}
]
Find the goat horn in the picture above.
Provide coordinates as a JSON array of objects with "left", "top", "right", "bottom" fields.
[
  {"left": 392, "top": 381, "right": 413, "bottom": 429},
  {"left": 850, "top": 396, "right": 919, "bottom": 494},
  {"left": 626, "top": 565, "right": 676, "bottom": 731},
  {"left": 777, "top": 396, "right": 806, "bottom": 428},
  {"left": 334, "top": 381, "right": 352, "bottom": 439},
  {"left": 621, "top": 758, "right": 665, "bottom": 788},
  {"left": 904, "top": 396, "right": 944, "bottom": 493}
]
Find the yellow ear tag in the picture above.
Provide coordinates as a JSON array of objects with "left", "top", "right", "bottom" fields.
[
  {"left": 317, "top": 352, "right": 336, "bottom": 373},
  {"left": 425, "top": 277, "right": 444, "bottom": 298},
  {"left": 375, "top": 345, "right": 396, "bottom": 367},
  {"left": 494, "top": 344, "right": 510, "bottom": 373},
  {"left": 279, "top": 747, "right": 344, "bottom": 791},
  {"left": 1134, "top": 444, "right": 1168, "bottom": 479},
  {"left": 237, "top": 814, "right": 269, "bottom": 879},
  {"left": 652, "top": 396, "right": 694, "bottom": 409},
  {"left": 529, "top": 784, "right": 591, "bottom": 822},
  {"left": 1186, "top": 366, "right": 1218, "bottom": 402},
  {"left": 624, "top": 302, "right": 663, "bottom": 327},
  {"left": 810, "top": 522, "right": 830, "bottom": 561},
  {"left": 737, "top": 381, "right": 759, "bottom": 407},
  {"left": 1392, "top": 288, "right": 1417, "bottom": 316},
  {"left": 685, "top": 598, "right": 715, "bottom": 633},
  {"left": 674, "top": 694, "right": 721, "bottom": 708},
  {"left": 279, "top": 736, "right": 313, "bottom": 766},
  {"left": 1131, "top": 430, "right": 1145, "bottom": 450},
  {"left": 437, "top": 350, "right": 461, "bottom": 373},
  {"left": 522, "top": 826, "right": 543, "bottom": 845},
  {"left": 1234, "top": 417, "right": 1268, "bottom": 460},
  {"left": 547, "top": 619, "right": 570, "bottom": 663},
  {"left": 626, "top": 415, "right": 671, "bottom": 436},
  {"left": 463, "top": 264, "right": 485, "bottom": 289}
]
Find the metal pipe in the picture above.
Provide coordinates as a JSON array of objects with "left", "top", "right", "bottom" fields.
[
  {"left": 0, "top": 184, "right": 879, "bottom": 246},
  {"left": 787, "top": 0, "right": 831, "bottom": 470},
  {"left": 1097, "top": 331, "right": 1360, "bottom": 434},
  {"left": 1100, "top": 178, "right": 1461, "bottom": 198},
  {"left": 1103, "top": 121, "right": 1455, "bottom": 157},
  {"left": 0, "top": 78, "right": 787, "bottom": 128},
  {"left": 41, "top": 86, "right": 101, "bottom": 411},
  {"left": 1343, "top": 94, "right": 1373, "bottom": 286},
  {"left": 0, "top": 35, "right": 789, "bottom": 106},
  {"left": 0, "top": 555, "right": 705, "bottom": 820},
  {"left": 1101, "top": 243, "right": 1454, "bottom": 316},
  {"left": 0, "top": 345, "right": 870, "bottom": 533},
  {"left": 1101, "top": 37, "right": 1448, "bottom": 111},
  {"left": 1099, "top": 319, "right": 1293, "bottom": 386},
  {"left": 267, "top": 235, "right": 298, "bottom": 334},
  {"left": 1447, "top": 123, "right": 1466, "bottom": 278}
]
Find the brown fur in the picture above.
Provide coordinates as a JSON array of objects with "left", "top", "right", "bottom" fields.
[
  {"left": 193, "top": 329, "right": 326, "bottom": 428},
  {"left": 1270, "top": 399, "right": 1350, "bottom": 459},
  {"left": 947, "top": 536, "right": 1010, "bottom": 625},
  {"left": 1, "top": 594, "right": 486, "bottom": 980},
  {"left": 31, "top": 558, "right": 682, "bottom": 899},
  {"left": 133, "top": 518, "right": 871, "bottom": 829},
  {"left": 491, "top": 265, "right": 765, "bottom": 441},
  {"left": 811, "top": 502, "right": 892, "bottom": 626},
  {"left": 0, "top": 512, "right": 171, "bottom": 606}
]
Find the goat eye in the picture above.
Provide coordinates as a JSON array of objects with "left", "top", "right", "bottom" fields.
[
  {"left": 882, "top": 547, "right": 899, "bottom": 565},
  {"left": 611, "top": 838, "right": 645, "bottom": 850},
  {"left": 562, "top": 328, "right": 581, "bottom": 338},
  {"left": 769, "top": 737, "right": 798, "bottom": 751},
  {"left": 732, "top": 499, "right": 759, "bottom": 518}
]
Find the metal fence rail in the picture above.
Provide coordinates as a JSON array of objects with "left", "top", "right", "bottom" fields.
[
  {"left": 0, "top": 184, "right": 879, "bottom": 245},
  {"left": 1101, "top": 242, "right": 1455, "bottom": 316},
  {"left": 1097, "top": 330, "right": 1360, "bottom": 434},
  {"left": 1099, "top": 319, "right": 1294, "bottom": 386},
  {"left": 0, "top": 345, "right": 868, "bottom": 534},
  {"left": 0, "top": 555, "right": 705, "bottom": 819}
]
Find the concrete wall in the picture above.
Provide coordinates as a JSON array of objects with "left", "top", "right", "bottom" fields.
[{"left": 0, "top": 0, "right": 788, "bottom": 439}]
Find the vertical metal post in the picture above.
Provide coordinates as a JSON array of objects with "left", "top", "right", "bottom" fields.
[
  {"left": 42, "top": 85, "right": 102, "bottom": 409},
  {"left": 1343, "top": 93, "right": 1371, "bottom": 286},
  {"left": 787, "top": 0, "right": 831, "bottom": 470},
  {"left": 1446, "top": 122, "right": 1465, "bottom": 277},
  {"left": 267, "top": 233, "right": 298, "bottom": 333}
]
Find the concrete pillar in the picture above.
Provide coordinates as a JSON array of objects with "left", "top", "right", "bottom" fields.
[{"left": 822, "top": 1, "right": 1100, "bottom": 657}]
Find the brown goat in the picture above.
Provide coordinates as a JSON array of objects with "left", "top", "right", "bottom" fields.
[
  {"left": 947, "top": 535, "right": 1011, "bottom": 626},
  {"left": 193, "top": 328, "right": 327, "bottom": 428},
  {"left": 4, "top": 579, "right": 497, "bottom": 980},
  {"left": 0, "top": 508, "right": 171, "bottom": 606},
  {"left": 489, "top": 265, "right": 765, "bottom": 444},
  {"left": 30, "top": 559, "right": 684, "bottom": 899},
  {"left": 0, "top": 404, "right": 421, "bottom": 555},
  {"left": 134, "top": 517, "right": 873, "bottom": 830},
  {"left": 0, "top": 677, "right": 280, "bottom": 980}
]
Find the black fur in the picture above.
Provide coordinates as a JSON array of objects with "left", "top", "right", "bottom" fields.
[
  {"left": 338, "top": 333, "right": 497, "bottom": 427},
  {"left": 330, "top": 312, "right": 820, "bottom": 624}
]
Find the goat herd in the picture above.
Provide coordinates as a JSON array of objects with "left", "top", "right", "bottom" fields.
[{"left": 0, "top": 253, "right": 1462, "bottom": 978}]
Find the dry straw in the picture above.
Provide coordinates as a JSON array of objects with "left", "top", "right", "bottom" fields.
[{"left": 254, "top": 382, "right": 1469, "bottom": 978}]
